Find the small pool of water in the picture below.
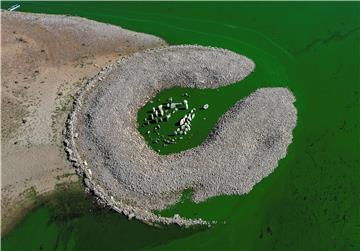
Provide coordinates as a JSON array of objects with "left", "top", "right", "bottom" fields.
[{"left": 137, "top": 69, "right": 268, "bottom": 155}]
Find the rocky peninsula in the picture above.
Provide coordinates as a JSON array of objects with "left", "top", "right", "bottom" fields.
[{"left": 65, "top": 45, "right": 297, "bottom": 226}]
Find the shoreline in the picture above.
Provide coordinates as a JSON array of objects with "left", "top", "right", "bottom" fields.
[
  {"left": 1, "top": 10, "right": 166, "bottom": 235},
  {"left": 1, "top": 181, "right": 80, "bottom": 236}
]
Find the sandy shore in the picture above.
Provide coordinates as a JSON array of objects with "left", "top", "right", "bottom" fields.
[
  {"left": 1, "top": 10, "right": 166, "bottom": 234},
  {"left": 66, "top": 45, "right": 297, "bottom": 226}
]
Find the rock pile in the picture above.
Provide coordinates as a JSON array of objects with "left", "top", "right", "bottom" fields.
[{"left": 65, "top": 45, "right": 297, "bottom": 226}]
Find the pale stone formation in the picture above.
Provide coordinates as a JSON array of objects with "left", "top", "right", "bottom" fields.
[{"left": 65, "top": 45, "right": 297, "bottom": 226}]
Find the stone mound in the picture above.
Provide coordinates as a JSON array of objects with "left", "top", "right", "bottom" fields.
[{"left": 65, "top": 45, "right": 297, "bottom": 226}]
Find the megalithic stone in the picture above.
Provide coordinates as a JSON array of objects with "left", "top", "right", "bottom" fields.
[{"left": 183, "top": 100, "right": 188, "bottom": 110}]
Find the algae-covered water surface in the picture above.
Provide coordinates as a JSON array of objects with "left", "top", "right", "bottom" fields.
[{"left": 2, "top": 1, "right": 359, "bottom": 250}]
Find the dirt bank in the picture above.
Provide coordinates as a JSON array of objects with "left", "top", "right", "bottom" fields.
[{"left": 1, "top": 10, "right": 166, "bottom": 235}]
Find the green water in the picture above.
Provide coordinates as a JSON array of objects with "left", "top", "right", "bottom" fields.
[
  {"left": 2, "top": 1, "right": 359, "bottom": 250},
  {"left": 1, "top": 183, "right": 202, "bottom": 251}
]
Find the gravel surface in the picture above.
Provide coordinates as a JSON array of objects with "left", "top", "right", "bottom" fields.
[{"left": 66, "top": 45, "right": 297, "bottom": 226}]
